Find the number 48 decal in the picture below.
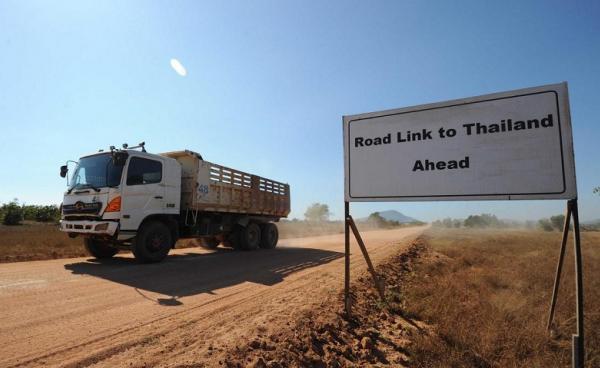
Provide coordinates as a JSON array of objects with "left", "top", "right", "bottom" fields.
[{"left": 198, "top": 184, "right": 209, "bottom": 196}]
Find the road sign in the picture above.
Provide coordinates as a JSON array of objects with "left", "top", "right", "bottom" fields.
[{"left": 343, "top": 82, "right": 576, "bottom": 201}]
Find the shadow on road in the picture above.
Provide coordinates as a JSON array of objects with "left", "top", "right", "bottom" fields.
[{"left": 64, "top": 246, "right": 343, "bottom": 305}]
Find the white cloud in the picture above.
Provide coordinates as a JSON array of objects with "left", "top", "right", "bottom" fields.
[{"left": 170, "top": 58, "right": 187, "bottom": 77}]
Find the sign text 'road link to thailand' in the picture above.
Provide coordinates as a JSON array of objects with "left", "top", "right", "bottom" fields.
[{"left": 343, "top": 82, "right": 576, "bottom": 201}]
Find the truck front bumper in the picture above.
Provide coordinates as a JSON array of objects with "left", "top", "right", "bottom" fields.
[{"left": 59, "top": 220, "right": 119, "bottom": 236}]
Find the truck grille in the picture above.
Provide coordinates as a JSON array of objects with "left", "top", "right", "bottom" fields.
[
  {"left": 62, "top": 201, "right": 102, "bottom": 215},
  {"left": 64, "top": 215, "right": 101, "bottom": 221}
]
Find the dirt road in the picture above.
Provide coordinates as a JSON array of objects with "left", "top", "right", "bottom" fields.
[{"left": 0, "top": 227, "right": 424, "bottom": 367}]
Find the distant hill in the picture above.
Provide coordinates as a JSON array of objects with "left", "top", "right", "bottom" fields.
[{"left": 361, "top": 210, "right": 419, "bottom": 223}]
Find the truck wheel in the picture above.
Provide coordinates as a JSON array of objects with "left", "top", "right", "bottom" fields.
[
  {"left": 222, "top": 230, "right": 240, "bottom": 249},
  {"left": 194, "top": 237, "right": 220, "bottom": 249},
  {"left": 259, "top": 223, "right": 279, "bottom": 249},
  {"left": 239, "top": 223, "right": 261, "bottom": 251},
  {"left": 84, "top": 238, "right": 119, "bottom": 259},
  {"left": 133, "top": 221, "right": 172, "bottom": 263}
]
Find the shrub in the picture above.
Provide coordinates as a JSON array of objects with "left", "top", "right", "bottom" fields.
[
  {"left": 1, "top": 200, "right": 23, "bottom": 225},
  {"left": 304, "top": 203, "right": 330, "bottom": 222},
  {"left": 464, "top": 214, "right": 501, "bottom": 228},
  {"left": 550, "top": 214, "right": 565, "bottom": 231},
  {"left": 538, "top": 218, "right": 554, "bottom": 231},
  {"left": 35, "top": 205, "right": 61, "bottom": 222}
]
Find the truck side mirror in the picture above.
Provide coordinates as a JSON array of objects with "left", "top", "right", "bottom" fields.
[
  {"left": 112, "top": 151, "right": 128, "bottom": 166},
  {"left": 60, "top": 165, "right": 68, "bottom": 178}
]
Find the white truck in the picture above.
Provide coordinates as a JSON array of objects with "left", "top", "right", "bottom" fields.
[{"left": 59, "top": 143, "right": 290, "bottom": 263}]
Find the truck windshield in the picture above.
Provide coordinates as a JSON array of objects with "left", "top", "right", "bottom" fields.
[{"left": 69, "top": 153, "right": 124, "bottom": 191}]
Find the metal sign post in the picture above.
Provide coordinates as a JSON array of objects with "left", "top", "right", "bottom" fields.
[
  {"left": 344, "top": 201, "right": 351, "bottom": 315},
  {"left": 344, "top": 201, "right": 386, "bottom": 316},
  {"left": 547, "top": 199, "right": 585, "bottom": 368}
]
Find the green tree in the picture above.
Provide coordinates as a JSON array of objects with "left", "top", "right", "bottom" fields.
[
  {"left": 550, "top": 214, "right": 566, "bottom": 231},
  {"left": 538, "top": 218, "right": 554, "bottom": 232},
  {"left": 21, "top": 204, "right": 61, "bottom": 223},
  {"left": 367, "top": 212, "right": 386, "bottom": 227},
  {"left": 304, "top": 203, "right": 330, "bottom": 222},
  {"left": 464, "top": 215, "right": 486, "bottom": 228},
  {"left": 22, "top": 205, "right": 37, "bottom": 221},
  {"left": 1, "top": 199, "right": 24, "bottom": 225},
  {"left": 35, "top": 205, "right": 61, "bottom": 222},
  {"left": 463, "top": 214, "right": 502, "bottom": 228}
]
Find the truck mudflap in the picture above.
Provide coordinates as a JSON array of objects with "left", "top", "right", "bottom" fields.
[{"left": 59, "top": 220, "right": 119, "bottom": 236}]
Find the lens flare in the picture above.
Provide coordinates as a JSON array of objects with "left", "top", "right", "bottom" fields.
[{"left": 170, "top": 58, "right": 187, "bottom": 76}]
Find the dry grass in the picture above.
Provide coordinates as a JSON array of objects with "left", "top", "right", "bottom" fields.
[
  {"left": 277, "top": 221, "right": 344, "bottom": 238},
  {"left": 0, "top": 221, "right": 418, "bottom": 263},
  {"left": 0, "top": 222, "right": 347, "bottom": 263},
  {"left": 277, "top": 220, "right": 421, "bottom": 239},
  {"left": 402, "top": 228, "right": 600, "bottom": 368},
  {"left": 0, "top": 222, "right": 85, "bottom": 262}
]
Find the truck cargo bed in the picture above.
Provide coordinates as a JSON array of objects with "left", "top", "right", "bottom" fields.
[{"left": 162, "top": 150, "right": 290, "bottom": 218}]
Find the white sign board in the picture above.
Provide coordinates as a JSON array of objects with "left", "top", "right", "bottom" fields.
[{"left": 343, "top": 82, "right": 577, "bottom": 201}]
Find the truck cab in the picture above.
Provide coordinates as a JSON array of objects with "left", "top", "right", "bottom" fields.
[{"left": 60, "top": 145, "right": 181, "bottom": 262}]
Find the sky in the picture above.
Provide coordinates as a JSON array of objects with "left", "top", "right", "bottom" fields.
[{"left": 0, "top": 0, "right": 599, "bottom": 222}]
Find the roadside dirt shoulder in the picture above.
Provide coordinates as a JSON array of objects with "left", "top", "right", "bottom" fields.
[{"left": 222, "top": 237, "right": 431, "bottom": 368}]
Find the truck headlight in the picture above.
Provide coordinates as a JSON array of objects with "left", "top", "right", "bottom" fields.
[{"left": 95, "top": 223, "right": 109, "bottom": 231}]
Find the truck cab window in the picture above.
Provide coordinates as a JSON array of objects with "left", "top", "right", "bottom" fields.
[{"left": 126, "top": 157, "right": 162, "bottom": 185}]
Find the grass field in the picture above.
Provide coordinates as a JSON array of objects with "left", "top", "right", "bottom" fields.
[{"left": 403, "top": 228, "right": 600, "bottom": 367}]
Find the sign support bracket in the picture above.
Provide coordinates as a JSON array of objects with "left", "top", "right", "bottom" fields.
[
  {"left": 547, "top": 198, "right": 585, "bottom": 368},
  {"left": 344, "top": 201, "right": 386, "bottom": 316}
]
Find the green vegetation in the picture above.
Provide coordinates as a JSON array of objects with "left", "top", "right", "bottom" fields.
[
  {"left": 367, "top": 211, "right": 424, "bottom": 228},
  {"left": 550, "top": 214, "right": 566, "bottom": 230},
  {"left": 433, "top": 212, "right": 596, "bottom": 232},
  {"left": 464, "top": 213, "right": 502, "bottom": 228},
  {"left": 1, "top": 200, "right": 23, "bottom": 225},
  {"left": 432, "top": 213, "right": 508, "bottom": 229},
  {"left": 538, "top": 214, "right": 573, "bottom": 232},
  {"left": 304, "top": 203, "right": 330, "bottom": 222},
  {"left": 538, "top": 218, "right": 554, "bottom": 231},
  {"left": 0, "top": 199, "right": 60, "bottom": 226}
]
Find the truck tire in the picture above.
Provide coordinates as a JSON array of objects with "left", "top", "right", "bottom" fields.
[
  {"left": 259, "top": 223, "right": 278, "bottom": 249},
  {"left": 222, "top": 230, "right": 240, "bottom": 249},
  {"left": 84, "top": 238, "right": 119, "bottom": 259},
  {"left": 132, "top": 221, "right": 172, "bottom": 263},
  {"left": 194, "top": 237, "right": 220, "bottom": 249},
  {"left": 239, "top": 223, "right": 261, "bottom": 251}
]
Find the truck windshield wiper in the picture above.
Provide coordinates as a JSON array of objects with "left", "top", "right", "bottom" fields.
[
  {"left": 87, "top": 185, "right": 102, "bottom": 192},
  {"left": 76, "top": 184, "right": 101, "bottom": 192}
]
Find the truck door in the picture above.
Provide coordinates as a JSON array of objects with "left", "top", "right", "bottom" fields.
[{"left": 120, "top": 156, "right": 165, "bottom": 231}]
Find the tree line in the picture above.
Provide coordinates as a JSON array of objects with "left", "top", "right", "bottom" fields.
[
  {"left": 432, "top": 214, "right": 511, "bottom": 229},
  {"left": 432, "top": 213, "right": 593, "bottom": 232},
  {"left": 303, "top": 203, "right": 424, "bottom": 227},
  {"left": 366, "top": 212, "right": 425, "bottom": 228},
  {"left": 0, "top": 199, "right": 60, "bottom": 225}
]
